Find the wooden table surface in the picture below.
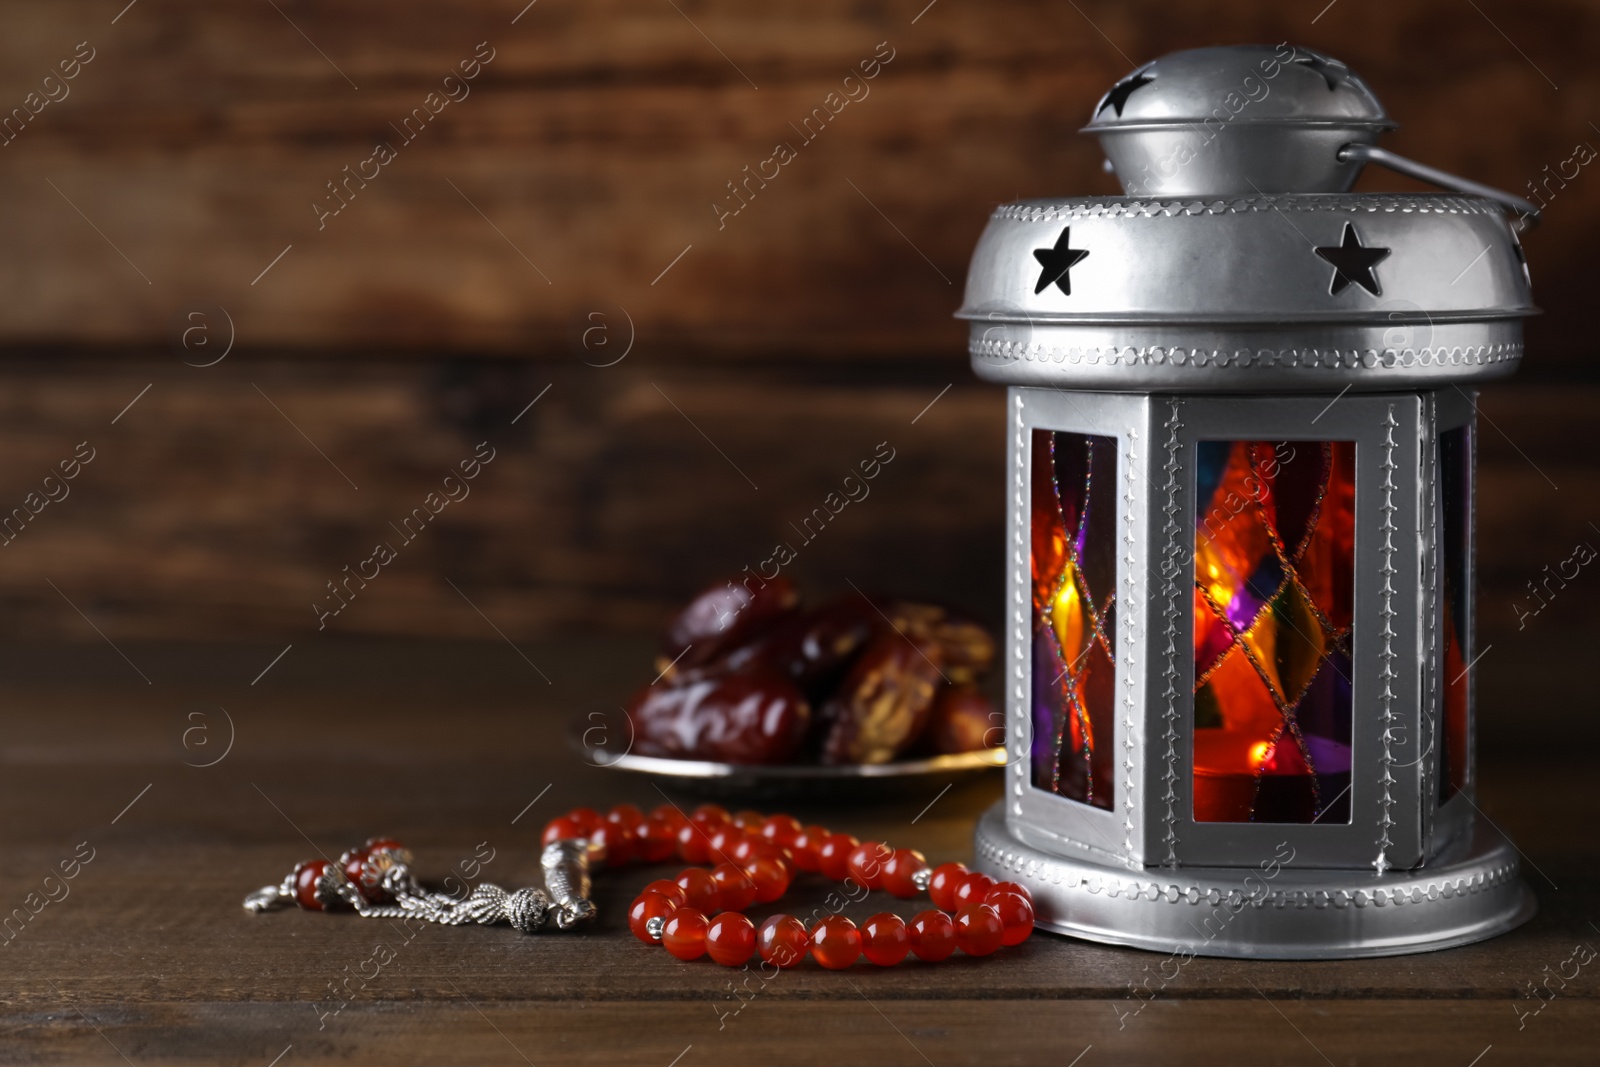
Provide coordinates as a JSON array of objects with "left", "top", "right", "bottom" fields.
[{"left": 2, "top": 638, "right": 1595, "bottom": 1066}]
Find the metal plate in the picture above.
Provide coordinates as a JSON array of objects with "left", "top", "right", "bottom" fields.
[{"left": 568, "top": 717, "right": 1004, "bottom": 802}]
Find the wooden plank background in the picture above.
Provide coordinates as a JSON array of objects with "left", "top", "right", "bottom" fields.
[
  {"left": 0, "top": 0, "right": 1595, "bottom": 639},
  {"left": 0, "top": 358, "right": 1591, "bottom": 641}
]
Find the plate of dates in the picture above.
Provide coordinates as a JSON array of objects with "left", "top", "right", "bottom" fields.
[{"left": 572, "top": 576, "right": 1008, "bottom": 800}]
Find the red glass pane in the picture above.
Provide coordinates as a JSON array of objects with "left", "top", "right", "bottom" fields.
[
  {"left": 1031, "top": 430, "right": 1118, "bottom": 810},
  {"left": 1193, "top": 439, "right": 1355, "bottom": 824}
]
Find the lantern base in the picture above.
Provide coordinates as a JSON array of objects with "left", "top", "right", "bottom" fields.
[{"left": 972, "top": 803, "right": 1535, "bottom": 960}]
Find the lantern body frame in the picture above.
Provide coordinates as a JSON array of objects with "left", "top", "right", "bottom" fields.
[
  {"left": 1003, "top": 386, "right": 1489, "bottom": 873},
  {"left": 975, "top": 385, "right": 1531, "bottom": 957}
]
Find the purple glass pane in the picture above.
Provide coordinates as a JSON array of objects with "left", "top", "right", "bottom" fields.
[{"left": 1031, "top": 429, "right": 1118, "bottom": 810}]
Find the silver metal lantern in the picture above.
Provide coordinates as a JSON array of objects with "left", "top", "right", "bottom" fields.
[{"left": 962, "top": 44, "right": 1540, "bottom": 959}]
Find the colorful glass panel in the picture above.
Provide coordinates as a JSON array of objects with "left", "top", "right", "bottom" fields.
[
  {"left": 1031, "top": 430, "right": 1118, "bottom": 810},
  {"left": 1193, "top": 440, "right": 1355, "bottom": 824},
  {"left": 1439, "top": 425, "right": 1471, "bottom": 803}
]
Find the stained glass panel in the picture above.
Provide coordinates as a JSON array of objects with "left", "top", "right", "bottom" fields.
[
  {"left": 1031, "top": 429, "right": 1118, "bottom": 810},
  {"left": 1193, "top": 440, "right": 1355, "bottom": 824},
  {"left": 1439, "top": 425, "right": 1471, "bottom": 803}
]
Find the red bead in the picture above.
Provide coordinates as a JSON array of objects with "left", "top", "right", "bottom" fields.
[
  {"left": 650, "top": 804, "right": 689, "bottom": 831},
  {"left": 879, "top": 849, "right": 928, "bottom": 899},
  {"left": 757, "top": 914, "right": 809, "bottom": 968},
  {"left": 294, "top": 860, "right": 332, "bottom": 911},
  {"left": 676, "top": 822, "right": 712, "bottom": 865},
  {"left": 676, "top": 869, "right": 720, "bottom": 913},
  {"left": 341, "top": 848, "right": 385, "bottom": 903},
  {"left": 710, "top": 863, "right": 757, "bottom": 912},
  {"left": 846, "top": 841, "right": 892, "bottom": 890},
  {"left": 742, "top": 837, "right": 776, "bottom": 867},
  {"left": 692, "top": 804, "right": 731, "bottom": 830},
  {"left": 955, "top": 903, "right": 1005, "bottom": 956},
  {"left": 590, "top": 822, "right": 634, "bottom": 866},
  {"left": 733, "top": 845, "right": 782, "bottom": 883},
  {"left": 628, "top": 892, "right": 677, "bottom": 944},
  {"left": 743, "top": 856, "right": 790, "bottom": 903},
  {"left": 861, "top": 913, "right": 910, "bottom": 966},
  {"left": 640, "top": 879, "right": 689, "bottom": 910},
  {"left": 707, "top": 827, "right": 743, "bottom": 862},
  {"left": 639, "top": 816, "right": 679, "bottom": 863},
  {"left": 984, "top": 890, "right": 1035, "bottom": 947},
  {"left": 569, "top": 807, "right": 605, "bottom": 834},
  {"left": 363, "top": 837, "right": 406, "bottom": 856},
  {"left": 601, "top": 808, "right": 643, "bottom": 862},
  {"left": 541, "top": 815, "right": 588, "bottom": 846},
  {"left": 608, "top": 804, "right": 645, "bottom": 832},
  {"left": 729, "top": 836, "right": 761, "bottom": 864},
  {"left": 755, "top": 840, "right": 794, "bottom": 867},
  {"left": 817, "top": 833, "right": 860, "bottom": 881},
  {"left": 733, "top": 809, "right": 765, "bottom": 831},
  {"left": 989, "top": 880, "right": 1033, "bottom": 906},
  {"left": 663, "top": 908, "right": 709, "bottom": 960},
  {"left": 952, "top": 872, "right": 996, "bottom": 908},
  {"left": 789, "top": 825, "right": 829, "bottom": 873},
  {"left": 705, "top": 912, "right": 757, "bottom": 966},
  {"left": 908, "top": 909, "right": 956, "bottom": 961},
  {"left": 760, "top": 814, "right": 802, "bottom": 848},
  {"left": 809, "top": 915, "right": 862, "bottom": 970},
  {"left": 927, "top": 863, "right": 968, "bottom": 911}
]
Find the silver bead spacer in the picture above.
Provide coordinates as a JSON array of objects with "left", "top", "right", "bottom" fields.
[
  {"left": 506, "top": 887, "right": 549, "bottom": 934},
  {"left": 911, "top": 867, "right": 934, "bottom": 893},
  {"left": 645, "top": 915, "right": 666, "bottom": 942},
  {"left": 316, "top": 865, "right": 353, "bottom": 909}
]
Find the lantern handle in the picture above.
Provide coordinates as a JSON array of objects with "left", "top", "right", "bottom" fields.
[{"left": 1338, "top": 143, "right": 1540, "bottom": 233}]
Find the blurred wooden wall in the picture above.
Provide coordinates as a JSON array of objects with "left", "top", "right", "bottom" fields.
[{"left": 0, "top": 0, "right": 1595, "bottom": 640}]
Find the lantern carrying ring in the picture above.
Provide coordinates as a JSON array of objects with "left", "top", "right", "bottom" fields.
[{"left": 1338, "top": 143, "right": 1542, "bottom": 232}]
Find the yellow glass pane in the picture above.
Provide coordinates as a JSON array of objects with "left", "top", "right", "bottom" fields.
[{"left": 1049, "top": 559, "right": 1091, "bottom": 669}]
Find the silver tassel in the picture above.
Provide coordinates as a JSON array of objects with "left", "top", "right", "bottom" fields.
[{"left": 243, "top": 842, "right": 595, "bottom": 935}]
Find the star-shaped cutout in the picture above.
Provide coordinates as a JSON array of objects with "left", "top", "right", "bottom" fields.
[
  {"left": 1096, "top": 70, "right": 1154, "bottom": 117},
  {"left": 1315, "top": 222, "right": 1390, "bottom": 296},
  {"left": 1291, "top": 50, "right": 1350, "bottom": 91},
  {"left": 1033, "top": 227, "right": 1090, "bottom": 296}
]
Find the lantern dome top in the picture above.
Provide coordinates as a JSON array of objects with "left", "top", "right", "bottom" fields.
[
  {"left": 1086, "top": 44, "right": 1391, "bottom": 131},
  {"left": 1085, "top": 45, "right": 1394, "bottom": 196},
  {"left": 1086, "top": 44, "right": 1392, "bottom": 129}
]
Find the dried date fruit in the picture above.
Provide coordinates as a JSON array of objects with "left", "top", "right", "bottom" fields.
[
  {"left": 887, "top": 602, "right": 995, "bottom": 685},
  {"left": 642, "top": 577, "right": 997, "bottom": 766},
  {"left": 659, "top": 576, "right": 799, "bottom": 673},
  {"left": 819, "top": 633, "right": 944, "bottom": 764},
  {"left": 629, "top": 666, "right": 811, "bottom": 765},
  {"left": 729, "top": 595, "right": 882, "bottom": 699},
  {"left": 925, "top": 685, "right": 1002, "bottom": 754}
]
